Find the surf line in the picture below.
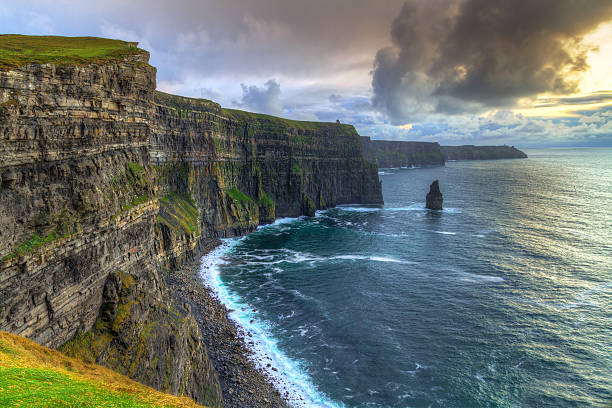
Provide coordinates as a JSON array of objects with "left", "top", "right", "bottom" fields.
[{"left": 199, "top": 216, "right": 345, "bottom": 408}]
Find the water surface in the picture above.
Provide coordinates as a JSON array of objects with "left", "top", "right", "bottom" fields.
[{"left": 202, "top": 148, "right": 612, "bottom": 407}]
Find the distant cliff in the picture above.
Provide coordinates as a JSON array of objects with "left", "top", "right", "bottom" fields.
[
  {"left": 441, "top": 145, "right": 527, "bottom": 160},
  {"left": 360, "top": 136, "right": 445, "bottom": 168},
  {"left": 0, "top": 35, "right": 382, "bottom": 407},
  {"left": 360, "top": 136, "right": 527, "bottom": 167}
]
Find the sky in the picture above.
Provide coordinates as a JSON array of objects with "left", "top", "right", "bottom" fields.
[{"left": 3, "top": 0, "right": 612, "bottom": 147}]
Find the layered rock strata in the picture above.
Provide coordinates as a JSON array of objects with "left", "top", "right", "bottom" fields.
[
  {"left": 0, "top": 37, "right": 383, "bottom": 407},
  {"left": 441, "top": 145, "right": 527, "bottom": 160},
  {"left": 360, "top": 136, "right": 445, "bottom": 168}
]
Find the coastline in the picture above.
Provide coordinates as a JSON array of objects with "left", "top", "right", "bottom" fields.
[{"left": 164, "top": 239, "right": 289, "bottom": 408}]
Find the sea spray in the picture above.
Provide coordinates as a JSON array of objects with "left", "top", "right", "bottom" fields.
[{"left": 199, "top": 221, "right": 345, "bottom": 408}]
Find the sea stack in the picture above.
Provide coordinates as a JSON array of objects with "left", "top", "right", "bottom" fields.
[{"left": 426, "top": 180, "right": 443, "bottom": 210}]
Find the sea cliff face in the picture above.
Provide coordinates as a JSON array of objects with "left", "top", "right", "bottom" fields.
[
  {"left": 361, "top": 137, "right": 527, "bottom": 167},
  {"left": 0, "top": 36, "right": 382, "bottom": 407},
  {"left": 441, "top": 145, "right": 527, "bottom": 160},
  {"left": 360, "top": 136, "right": 445, "bottom": 168},
  {"left": 152, "top": 92, "right": 382, "bottom": 239},
  {"left": 0, "top": 48, "right": 223, "bottom": 407}
]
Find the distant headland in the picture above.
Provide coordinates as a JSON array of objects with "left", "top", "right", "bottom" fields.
[{"left": 361, "top": 136, "right": 527, "bottom": 168}]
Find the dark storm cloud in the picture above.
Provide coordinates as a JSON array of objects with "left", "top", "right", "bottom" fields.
[
  {"left": 372, "top": 0, "right": 612, "bottom": 123},
  {"left": 1, "top": 0, "right": 404, "bottom": 85}
]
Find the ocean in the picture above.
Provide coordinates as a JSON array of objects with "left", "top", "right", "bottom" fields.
[{"left": 200, "top": 148, "right": 612, "bottom": 407}]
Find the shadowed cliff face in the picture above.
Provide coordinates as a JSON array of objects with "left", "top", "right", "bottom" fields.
[
  {"left": 441, "top": 145, "right": 528, "bottom": 160},
  {"left": 151, "top": 92, "right": 383, "bottom": 239},
  {"left": 361, "top": 136, "right": 445, "bottom": 168},
  {"left": 0, "top": 36, "right": 382, "bottom": 408},
  {"left": 0, "top": 50, "right": 224, "bottom": 406}
]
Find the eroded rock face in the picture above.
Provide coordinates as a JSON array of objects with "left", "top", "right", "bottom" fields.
[
  {"left": 0, "top": 43, "right": 383, "bottom": 408},
  {"left": 360, "top": 136, "right": 445, "bottom": 168},
  {"left": 60, "top": 271, "right": 223, "bottom": 407},
  {"left": 441, "top": 145, "right": 527, "bottom": 160},
  {"left": 0, "top": 54, "right": 222, "bottom": 407},
  {"left": 151, "top": 91, "right": 383, "bottom": 238},
  {"left": 426, "top": 180, "right": 443, "bottom": 210}
]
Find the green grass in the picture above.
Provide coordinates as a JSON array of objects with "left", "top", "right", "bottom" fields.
[
  {"left": 257, "top": 192, "right": 275, "bottom": 208},
  {"left": 222, "top": 108, "right": 355, "bottom": 133},
  {"left": 0, "top": 331, "right": 205, "bottom": 408},
  {"left": 226, "top": 188, "right": 254, "bottom": 207},
  {"left": 1, "top": 230, "right": 61, "bottom": 262},
  {"left": 0, "top": 35, "right": 147, "bottom": 70},
  {"left": 154, "top": 91, "right": 221, "bottom": 114},
  {"left": 109, "top": 162, "right": 152, "bottom": 214},
  {"left": 0, "top": 367, "right": 160, "bottom": 408},
  {"left": 290, "top": 163, "right": 303, "bottom": 176},
  {"left": 157, "top": 193, "right": 200, "bottom": 235}
]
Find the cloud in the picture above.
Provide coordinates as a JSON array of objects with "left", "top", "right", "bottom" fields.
[
  {"left": 372, "top": 0, "right": 612, "bottom": 124},
  {"left": 236, "top": 80, "right": 283, "bottom": 116},
  {"left": 2, "top": 1, "right": 611, "bottom": 146}
]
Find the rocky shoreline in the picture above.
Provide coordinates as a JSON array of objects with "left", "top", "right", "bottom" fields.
[{"left": 164, "top": 239, "right": 290, "bottom": 408}]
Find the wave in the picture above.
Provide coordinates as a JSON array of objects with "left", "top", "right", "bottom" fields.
[
  {"left": 239, "top": 250, "right": 416, "bottom": 267},
  {"left": 200, "top": 241, "right": 344, "bottom": 408},
  {"left": 336, "top": 204, "right": 461, "bottom": 214},
  {"left": 457, "top": 271, "right": 505, "bottom": 283},
  {"left": 331, "top": 254, "right": 416, "bottom": 264},
  {"left": 257, "top": 216, "right": 303, "bottom": 230}
]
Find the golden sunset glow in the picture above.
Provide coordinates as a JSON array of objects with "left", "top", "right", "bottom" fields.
[{"left": 513, "top": 22, "right": 612, "bottom": 118}]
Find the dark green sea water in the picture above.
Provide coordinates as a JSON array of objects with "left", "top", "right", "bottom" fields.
[{"left": 201, "top": 148, "right": 612, "bottom": 407}]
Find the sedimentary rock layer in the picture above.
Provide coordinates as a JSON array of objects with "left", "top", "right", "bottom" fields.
[
  {"left": 360, "top": 136, "right": 445, "bottom": 168},
  {"left": 0, "top": 36, "right": 382, "bottom": 407},
  {"left": 441, "top": 145, "right": 527, "bottom": 160}
]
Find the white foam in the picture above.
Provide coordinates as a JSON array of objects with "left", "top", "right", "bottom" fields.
[
  {"left": 329, "top": 254, "right": 416, "bottom": 264},
  {"left": 457, "top": 271, "right": 505, "bottom": 283},
  {"left": 199, "top": 241, "right": 344, "bottom": 408},
  {"left": 336, "top": 206, "right": 381, "bottom": 213},
  {"left": 432, "top": 231, "right": 457, "bottom": 235},
  {"left": 257, "top": 216, "right": 303, "bottom": 231}
]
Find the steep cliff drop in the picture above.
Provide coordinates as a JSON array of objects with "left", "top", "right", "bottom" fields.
[
  {"left": 0, "top": 35, "right": 382, "bottom": 408},
  {"left": 361, "top": 136, "right": 445, "bottom": 168},
  {"left": 361, "top": 137, "right": 527, "bottom": 168},
  {"left": 426, "top": 180, "right": 443, "bottom": 210},
  {"left": 441, "top": 145, "right": 527, "bottom": 160}
]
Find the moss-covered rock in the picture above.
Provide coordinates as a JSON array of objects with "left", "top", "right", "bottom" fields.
[{"left": 61, "top": 271, "right": 222, "bottom": 408}]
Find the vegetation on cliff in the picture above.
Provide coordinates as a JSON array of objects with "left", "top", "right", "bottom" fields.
[
  {"left": 223, "top": 108, "right": 352, "bottom": 133},
  {"left": 0, "top": 331, "right": 205, "bottom": 407},
  {"left": 0, "top": 35, "right": 147, "bottom": 70},
  {"left": 0, "top": 34, "right": 383, "bottom": 408},
  {"left": 158, "top": 193, "right": 200, "bottom": 236}
]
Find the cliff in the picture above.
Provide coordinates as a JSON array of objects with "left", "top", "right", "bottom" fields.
[
  {"left": 0, "top": 35, "right": 382, "bottom": 407},
  {"left": 360, "top": 136, "right": 445, "bottom": 168},
  {"left": 152, "top": 93, "right": 382, "bottom": 237},
  {"left": 441, "top": 145, "right": 527, "bottom": 160}
]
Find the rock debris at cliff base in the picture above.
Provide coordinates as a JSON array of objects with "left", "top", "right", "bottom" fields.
[{"left": 164, "top": 245, "right": 289, "bottom": 408}]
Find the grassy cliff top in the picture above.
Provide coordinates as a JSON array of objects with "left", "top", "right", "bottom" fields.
[
  {"left": 154, "top": 90, "right": 358, "bottom": 134},
  {"left": 0, "top": 35, "right": 148, "bottom": 70},
  {"left": 0, "top": 331, "right": 205, "bottom": 408},
  {"left": 223, "top": 107, "right": 357, "bottom": 133},
  {"left": 154, "top": 91, "right": 222, "bottom": 114}
]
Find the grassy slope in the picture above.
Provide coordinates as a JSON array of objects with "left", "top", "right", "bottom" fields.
[
  {"left": 0, "top": 35, "right": 146, "bottom": 70},
  {"left": 223, "top": 107, "right": 355, "bottom": 132},
  {"left": 0, "top": 332, "right": 205, "bottom": 408}
]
